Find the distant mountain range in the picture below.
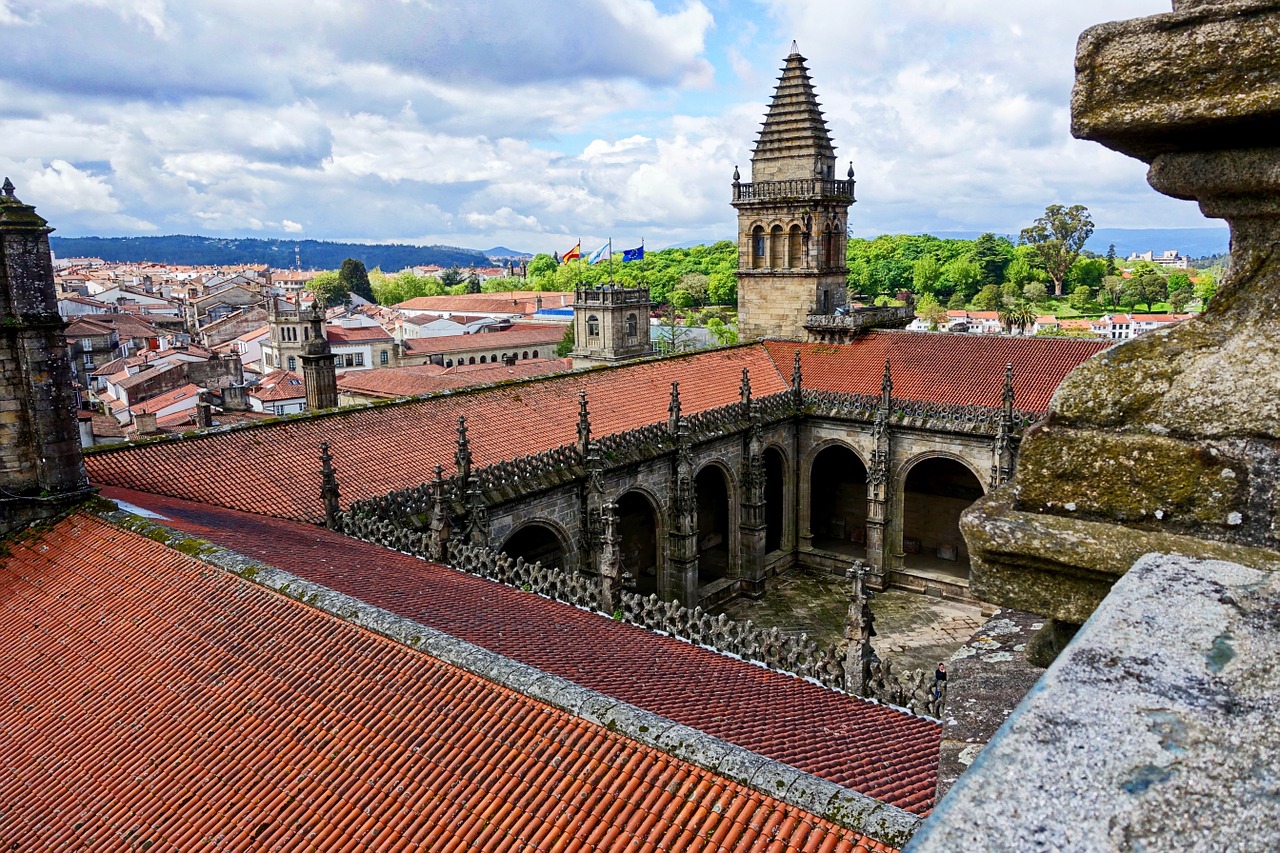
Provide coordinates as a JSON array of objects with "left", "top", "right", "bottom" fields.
[
  {"left": 49, "top": 235, "right": 493, "bottom": 270},
  {"left": 50, "top": 227, "right": 1232, "bottom": 271}
]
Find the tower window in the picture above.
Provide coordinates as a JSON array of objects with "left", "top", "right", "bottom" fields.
[
  {"left": 287, "top": 356, "right": 296, "bottom": 371},
  {"left": 626, "top": 313, "right": 638, "bottom": 337},
  {"left": 380, "top": 350, "right": 389, "bottom": 365},
  {"left": 587, "top": 315, "right": 600, "bottom": 337}
]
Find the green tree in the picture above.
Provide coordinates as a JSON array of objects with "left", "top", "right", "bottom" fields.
[
  {"left": 339, "top": 258, "right": 375, "bottom": 303},
  {"left": 970, "top": 233, "right": 1013, "bottom": 285},
  {"left": 309, "top": 270, "right": 347, "bottom": 307},
  {"left": 971, "top": 284, "right": 1001, "bottom": 311},
  {"left": 946, "top": 292, "right": 967, "bottom": 310},
  {"left": 554, "top": 323, "right": 575, "bottom": 358},
  {"left": 1019, "top": 204, "right": 1095, "bottom": 296},
  {"left": 1193, "top": 270, "right": 1218, "bottom": 305},
  {"left": 1066, "top": 257, "right": 1107, "bottom": 292},
  {"left": 1000, "top": 282, "right": 1021, "bottom": 305},
  {"left": 465, "top": 270, "right": 482, "bottom": 294},
  {"left": 707, "top": 271, "right": 737, "bottom": 305},
  {"left": 1068, "top": 284, "right": 1094, "bottom": 312},
  {"left": 912, "top": 256, "right": 943, "bottom": 295},
  {"left": 1168, "top": 287, "right": 1192, "bottom": 313},
  {"left": 1005, "top": 300, "right": 1038, "bottom": 334},
  {"left": 941, "top": 257, "right": 983, "bottom": 301},
  {"left": 1166, "top": 272, "right": 1192, "bottom": 293},
  {"left": 1099, "top": 275, "right": 1126, "bottom": 308},
  {"left": 669, "top": 289, "right": 695, "bottom": 310},
  {"left": 440, "top": 266, "right": 464, "bottom": 288},
  {"left": 705, "top": 317, "right": 738, "bottom": 346},
  {"left": 1127, "top": 270, "right": 1168, "bottom": 311},
  {"left": 1004, "top": 256, "right": 1036, "bottom": 288},
  {"left": 528, "top": 254, "right": 558, "bottom": 281},
  {"left": 1105, "top": 243, "right": 1118, "bottom": 275},
  {"left": 679, "top": 272, "right": 710, "bottom": 306},
  {"left": 1022, "top": 281, "right": 1049, "bottom": 304},
  {"left": 916, "top": 293, "right": 948, "bottom": 328}
]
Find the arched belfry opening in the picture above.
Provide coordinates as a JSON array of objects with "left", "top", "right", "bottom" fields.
[
  {"left": 500, "top": 523, "right": 569, "bottom": 572},
  {"left": 617, "top": 491, "right": 660, "bottom": 598},
  {"left": 809, "top": 445, "right": 868, "bottom": 558},
  {"left": 901, "top": 457, "right": 985, "bottom": 578},
  {"left": 695, "top": 466, "right": 732, "bottom": 586}
]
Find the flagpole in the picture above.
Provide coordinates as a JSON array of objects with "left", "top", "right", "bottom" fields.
[
  {"left": 607, "top": 238, "right": 613, "bottom": 282},
  {"left": 577, "top": 237, "right": 583, "bottom": 285}
]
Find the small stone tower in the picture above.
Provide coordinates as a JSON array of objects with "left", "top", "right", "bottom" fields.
[
  {"left": 569, "top": 284, "right": 655, "bottom": 368},
  {"left": 733, "top": 46, "right": 856, "bottom": 341},
  {"left": 0, "top": 179, "right": 91, "bottom": 535},
  {"left": 300, "top": 303, "right": 338, "bottom": 410}
]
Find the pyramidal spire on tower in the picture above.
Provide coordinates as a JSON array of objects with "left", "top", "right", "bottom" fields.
[{"left": 751, "top": 46, "right": 836, "bottom": 183}]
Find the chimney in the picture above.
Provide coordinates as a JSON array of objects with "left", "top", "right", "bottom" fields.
[
  {"left": 134, "top": 412, "right": 158, "bottom": 436},
  {"left": 195, "top": 401, "right": 213, "bottom": 429},
  {"left": 222, "top": 383, "right": 249, "bottom": 411}
]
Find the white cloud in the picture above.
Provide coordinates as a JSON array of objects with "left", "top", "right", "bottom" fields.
[{"left": 0, "top": 0, "right": 1212, "bottom": 252}]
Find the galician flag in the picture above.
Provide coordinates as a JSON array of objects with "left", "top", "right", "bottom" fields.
[
  {"left": 621, "top": 244, "right": 645, "bottom": 262},
  {"left": 561, "top": 241, "right": 581, "bottom": 263},
  {"left": 587, "top": 241, "right": 611, "bottom": 265}
]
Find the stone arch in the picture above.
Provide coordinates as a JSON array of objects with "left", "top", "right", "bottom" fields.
[
  {"left": 895, "top": 452, "right": 987, "bottom": 578},
  {"left": 587, "top": 314, "right": 600, "bottom": 337},
  {"left": 500, "top": 519, "right": 572, "bottom": 571},
  {"left": 617, "top": 488, "right": 662, "bottom": 598},
  {"left": 788, "top": 223, "right": 804, "bottom": 268},
  {"left": 807, "top": 441, "right": 870, "bottom": 558},
  {"left": 751, "top": 224, "right": 766, "bottom": 270},
  {"left": 763, "top": 444, "right": 790, "bottom": 553},
  {"left": 694, "top": 462, "right": 736, "bottom": 587},
  {"left": 769, "top": 224, "right": 785, "bottom": 268},
  {"left": 625, "top": 313, "right": 639, "bottom": 337}
]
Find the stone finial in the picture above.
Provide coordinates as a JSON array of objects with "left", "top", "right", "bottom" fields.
[
  {"left": 1, "top": 178, "right": 14, "bottom": 199},
  {"left": 848, "top": 161, "right": 855, "bottom": 179},
  {"left": 881, "top": 358, "right": 893, "bottom": 403},
  {"left": 455, "top": 415, "right": 472, "bottom": 484},
  {"left": 740, "top": 368, "right": 751, "bottom": 406},
  {"left": 791, "top": 351, "right": 803, "bottom": 391},
  {"left": 733, "top": 165, "right": 740, "bottom": 184},
  {"left": 668, "top": 381, "right": 682, "bottom": 434},
  {"left": 577, "top": 388, "right": 591, "bottom": 457},
  {"left": 1003, "top": 362, "right": 1015, "bottom": 413},
  {"left": 790, "top": 39, "right": 799, "bottom": 56},
  {"left": 319, "top": 442, "right": 342, "bottom": 531}
]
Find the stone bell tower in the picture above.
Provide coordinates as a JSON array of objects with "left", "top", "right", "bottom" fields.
[
  {"left": 733, "top": 45, "right": 856, "bottom": 341},
  {"left": 0, "top": 179, "right": 91, "bottom": 535},
  {"left": 300, "top": 303, "right": 338, "bottom": 410},
  {"left": 569, "top": 284, "right": 655, "bottom": 368}
]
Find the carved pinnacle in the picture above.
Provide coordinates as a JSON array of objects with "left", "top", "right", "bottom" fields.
[
  {"left": 881, "top": 358, "right": 893, "bottom": 402},
  {"left": 740, "top": 368, "right": 751, "bottom": 406},
  {"left": 1, "top": 177, "right": 14, "bottom": 199},
  {"left": 668, "top": 381, "right": 682, "bottom": 433},
  {"left": 455, "top": 415, "right": 472, "bottom": 479},
  {"left": 1003, "top": 362, "right": 1015, "bottom": 411},
  {"left": 577, "top": 388, "right": 591, "bottom": 454},
  {"left": 791, "top": 351, "right": 803, "bottom": 390}
]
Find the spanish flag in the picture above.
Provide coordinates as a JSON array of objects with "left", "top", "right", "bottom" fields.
[{"left": 562, "top": 241, "right": 581, "bottom": 264}]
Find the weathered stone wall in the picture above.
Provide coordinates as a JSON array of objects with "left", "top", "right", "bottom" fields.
[{"left": 0, "top": 182, "right": 89, "bottom": 534}]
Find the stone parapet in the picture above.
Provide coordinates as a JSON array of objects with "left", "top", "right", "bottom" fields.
[
  {"left": 804, "top": 305, "right": 916, "bottom": 341},
  {"left": 906, "top": 552, "right": 1280, "bottom": 852},
  {"left": 733, "top": 178, "right": 855, "bottom": 205}
]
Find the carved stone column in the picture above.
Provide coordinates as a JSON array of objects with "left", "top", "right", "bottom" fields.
[
  {"left": 318, "top": 442, "right": 342, "bottom": 531},
  {"left": 964, "top": 0, "right": 1280, "bottom": 648},
  {"left": 664, "top": 419, "right": 699, "bottom": 605},
  {"left": 989, "top": 363, "right": 1015, "bottom": 491},
  {"left": 865, "top": 359, "right": 892, "bottom": 589},
  {"left": 739, "top": 370, "right": 768, "bottom": 596},
  {"left": 599, "top": 500, "right": 624, "bottom": 613}
]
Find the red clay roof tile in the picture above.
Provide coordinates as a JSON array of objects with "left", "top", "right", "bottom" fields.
[
  {"left": 0, "top": 511, "right": 894, "bottom": 852},
  {"left": 100, "top": 487, "right": 944, "bottom": 816},
  {"left": 86, "top": 336, "right": 1104, "bottom": 523}
]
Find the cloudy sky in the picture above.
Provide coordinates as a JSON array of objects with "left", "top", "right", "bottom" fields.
[{"left": 1, "top": 0, "right": 1209, "bottom": 252}]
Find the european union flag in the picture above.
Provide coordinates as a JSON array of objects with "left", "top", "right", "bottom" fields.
[{"left": 621, "top": 245, "right": 644, "bottom": 262}]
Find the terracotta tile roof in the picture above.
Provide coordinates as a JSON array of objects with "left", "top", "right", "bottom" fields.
[
  {"left": 252, "top": 368, "right": 307, "bottom": 402},
  {"left": 763, "top": 332, "right": 1109, "bottom": 413},
  {"left": 130, "top": 382, "right": 204, "bottom": 415},
  {"left": 0, "top": 511, "right": 893, "bottom": 852},
  {"left": 99, "top": 489, "right": 944, "bottom": 815},
  {"left": 86, "top": 345, "right": 789, "bottom": 521},
  {"left": 325, "top": 324, "right": 393, "bottom": 343},
  {"left": 395, "top": 292, "right": 574, "bottom": 314},
  {"left": 89, "top": 411, "right": 126, "bottom": 438},
  {"left": 336, "top": 359, "right": 573, "bottom": 399},
  {"left": 402, "top": 324, "right": 567, "bottom": 355}
]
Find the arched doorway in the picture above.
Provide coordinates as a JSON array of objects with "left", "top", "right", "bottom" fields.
[
  {"left": 501, "top": 522, "right": 569, "bottom": 570},
  {"left": 901, "top": 457, "right": 985, "bottom": 578},
  {"left": 695, "top": 466, "right": 732, "bottom": 585},
  {"left": 809, "top": 444, "right": 868, "bottom": 557},
  {"left": 764, "top": 448, "right": 785, "bottom": 553},
  {"left": 617, "top": 491, "right": 660, "bottom": 598}
]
